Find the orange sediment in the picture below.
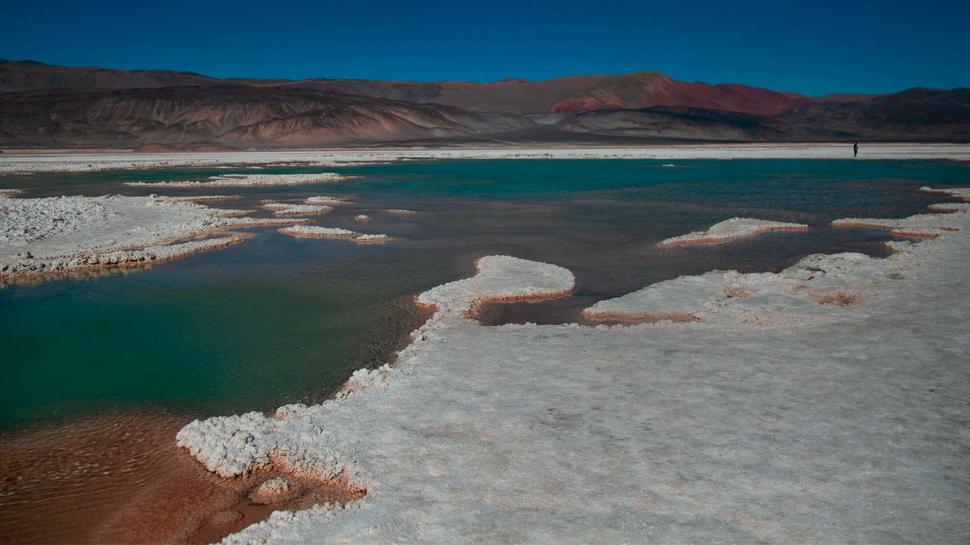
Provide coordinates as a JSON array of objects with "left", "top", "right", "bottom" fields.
[
  {"left": 581, "top": 310, "right": 700, "bottom": 324},
  {"left": 0, "top": 412, "right": 363, "bottom": 545}
]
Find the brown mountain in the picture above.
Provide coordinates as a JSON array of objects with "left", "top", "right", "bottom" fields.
[
  {"left": 0, "top": 60, "right": 967, "bottom": 148},
  {"left": 1, "top": 61, "right": 805, "bottom": 116},
  {"left": 279, "top": 72, "right": 809, "bottom": 116},
  {"left": 0, "top": 85, "right": 531, "bottom": 148},
  {"left": 0, "top": 60, "right": 217, "bottom": 94}
]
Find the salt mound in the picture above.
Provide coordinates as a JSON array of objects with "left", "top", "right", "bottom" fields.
[
  {"left": 305, "top": 196, "right": 352, "bottom": 206},
  {"left": 833, "top": 213, "right": 961, "bottom": 240},
  {"left": 249, "top": 477, "right": 294, "bottom": 504},
  {"left": 920, "top": 186, "right": 970, "bottom": 201},
  {"left": 262, "top": 203, "right": 335, "bottom": 217},
  {"left": 659, "top": 217, "right": 808, "bottom": 246},
  {"left": 417, "top": 255, "right": 574, "bottom": 315},
  {"left": 277, "top": 226, "right": 358, "bottom": 239},
  {"left": 277, "top": 225, "right": 393, "bottom": 244},
  {"left": 126, "top": 173, "right": 355, "bottom": 188}
]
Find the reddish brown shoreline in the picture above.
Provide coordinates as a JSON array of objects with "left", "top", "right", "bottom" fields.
[
  {"left": 0, "top": 412, "right": 362, "bottom": 545},
  {"left": 0, "top": 295, "right": 435, "bottom": 545}
]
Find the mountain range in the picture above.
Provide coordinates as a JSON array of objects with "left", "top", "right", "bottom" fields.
[{"left": 1, "top": 60, "right": 967, "bottom": 149}]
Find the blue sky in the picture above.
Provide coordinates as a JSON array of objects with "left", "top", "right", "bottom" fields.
[{"left": 1, "top": 0, "right": 968, "bottom": 95}]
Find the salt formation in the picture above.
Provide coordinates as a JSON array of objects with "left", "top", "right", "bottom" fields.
[
  {"left": 180, "top": 193, "right": 970, "bottom": 544},
  {"left": 305, "top": 196, "right": 352, "bottom": 206},
  {"left": 353, "top": 214, "right": 370, "bottom": 223},
  {"left": 164, "top": 195, "right": 241, "bottom": 203},
  {"left": 277, "top": 226, "right": 392, "bottom": 244},
  {"left": 584, "top": 252, "right": 875, "bottom": 325},
  {"left": 928, "top": 202, "right": 970, "bottom": 212},
  {"left": 920, "top": 185, "right": 970, "bottom": 200},
  {"left": 262, "top": 202, "right": 335, "bottom": 217},
  {"left": 833, "top": 213, "right": 961, "bottom": 240},
  {"left": 126, "top": 173, "right": 355, "bottom": 188},
  {"left": 249, "top": 478, "right": 295, "bottom": 505},
  {"left": 659, "top": 217, "right": 809, "bottom": 246},
  {"left": 276, "top": 226, "right": 358, "bottom": 239},
  {"left": 0, "top": 194, "right": 302, "bottom": 282}
]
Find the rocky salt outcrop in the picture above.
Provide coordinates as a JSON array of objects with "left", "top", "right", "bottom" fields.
[
  {"left": 126, "top": 173, "right": 355, "bottom": 189},
  {"left": 277, "top": 225, "right": 393, "bottom": 244},
  {"left": 353, "top": 214, "right": 370, "bottom": 223},
  {"left": 658, "top": 217, "right": 809, "bottom": 246},
  {"left": 248, "top": 478, "right": 295, "bottom": 505},
  {"left": 180, "top": 190, "right": 970, "bottom": 544},
  {"left": 0, "top": 194, "right": 303, "bottom": 282}
]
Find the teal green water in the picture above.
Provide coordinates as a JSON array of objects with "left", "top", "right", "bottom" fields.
[{"left": 2, "top": 159, "right": 969, "bottom": 430}]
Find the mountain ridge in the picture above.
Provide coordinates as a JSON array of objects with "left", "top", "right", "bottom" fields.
[{"left": 1, "top": 60, "right": 967, "bottom": 148}]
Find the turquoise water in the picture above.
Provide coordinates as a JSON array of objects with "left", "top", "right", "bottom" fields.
[{"left": 2, "top": 159, "right": 968, "bottom": 430}]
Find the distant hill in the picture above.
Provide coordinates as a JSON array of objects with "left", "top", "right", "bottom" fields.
[
  {"left": 0, "top": 85, "right": 530, "bottom": 148},
  {"left": 278, "top": 72, "right": 809, "bottom": 116},
  {"left": 0, "top": 60, "right": 217, "bottom": 94},
  {"left": 1, "top": 60, "right": 967, "bottom": 148}
]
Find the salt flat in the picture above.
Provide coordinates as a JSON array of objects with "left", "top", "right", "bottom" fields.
[
  {"left": 2, "top": 143, "right": 970, "bottom": 173},
  {"left": 178, "top": 189, "right": 970, "bottom": 544}
]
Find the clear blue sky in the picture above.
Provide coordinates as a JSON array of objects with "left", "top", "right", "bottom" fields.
[{"left": 2, "top": 0, "right": 968, "bottom": 95}]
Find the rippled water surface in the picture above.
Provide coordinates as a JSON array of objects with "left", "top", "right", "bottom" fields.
[{"left": 2, "top": 158, "right": 969, "bottom": 430}]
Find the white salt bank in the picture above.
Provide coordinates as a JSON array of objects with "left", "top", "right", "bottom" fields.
[
  {"left": 126, "top": 173, "right": 355, "bottom": 189},
  {"left": 832, "top": 212, "right": 961, "bottom": 240},
  {"left": 262, "top": 202, "right": 335, "bottom": 217},
  {"left": 658, "top": 217, "right": 809, "bottom": 246},
  {"left": 277, "top": 225, "right": 392, "bottom": 244},
  {"left": 179, "top": 190, "right": 970, "bottom": 544},
  {"left": 305, "top": 195, "right": 353, "bottom": 206},
  {"left": 0, "top": 194, "right": 303, "bottom": 282}
]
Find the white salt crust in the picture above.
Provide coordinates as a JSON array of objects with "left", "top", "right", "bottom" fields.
[
  {"left": 262, "top": 203, "right": 335, "bottom": 217},
  {"left": 0, "top": 194, "right": 304, "bottom": 282},
  {"left": 304, "top": 196, "right": 353, "bottom": 206},
  {"left": 658, "top": 217, "right": 809, "bottom": 246},
  {"left": 125, "top": 173, "right": 355, "bottom": 188},
  {"left": 920, "top": 186, "right": 970, "bottom": 201},
  {"left": 3, "top": 144, "right": 969, "bottom": 174},
  {"left": 178, "top": 195, "right": 970, "bottom": 544},
  {"left": 832, "top": 212, "right": 962, "bottom": 240},
  {"left": 277, "top": 226, "right": 392, "bottom": 244}
]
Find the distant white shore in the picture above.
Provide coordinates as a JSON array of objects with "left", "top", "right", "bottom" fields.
[{"left": 1, "top": 143, "right": 969, "bottom": 173}]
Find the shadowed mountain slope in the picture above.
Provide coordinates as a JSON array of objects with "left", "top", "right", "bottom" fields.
[
  {"left": 1, "top": 61, "right": 967, "bottom": 147},
  {"left": 0, "top": 85, "right": 531, "bottom": 148}
]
